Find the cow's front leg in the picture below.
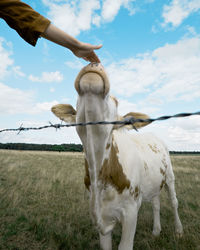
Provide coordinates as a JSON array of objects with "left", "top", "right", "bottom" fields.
[
  {"left": 99, "top": 232, "right": 112, "bottom": 250},
  {"left": 118, "top": 201, "right": 140, "bottom": 250}
]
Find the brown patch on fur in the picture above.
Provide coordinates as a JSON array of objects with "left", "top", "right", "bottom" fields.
[
  {"left": 106, "top": 143, "right": 111, "bottom": 150},
  {"left": 160, "top": 179, "right": 166, "bottom": 190},
  {"left": 129, "top": 186, "right": 140, "bottom": 199},
  {"left": 148, "top": 144, "right": 160, "bottom": 154},
  {"left": 134, "top": 186, "right": 140, "bottom": 199},
  {"left": 162, "top": 157, "right": 168, "bottom": 169},
  {"left": 160, "top": 168, "right": 165, "bottom": 176},
  {"left": 114, "top": 142, "right": 119, "bottom": 153},
  {"left": 99, "top": 142, "right": 130, "bottom": 194},
  {"left": 84, "top": 158, "right": 91, "bottom": 190}
]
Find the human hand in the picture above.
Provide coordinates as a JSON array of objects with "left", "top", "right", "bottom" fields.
[{"left": 70, "top": 42, "right": 102, "bottom": 63}]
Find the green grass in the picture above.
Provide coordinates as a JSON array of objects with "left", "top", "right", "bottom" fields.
[{"left": 0, "top": 150, "right": 199, "bottom": 249}]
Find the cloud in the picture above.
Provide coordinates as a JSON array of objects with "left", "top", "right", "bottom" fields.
[
  {"left": 42, "top": 0, "right": 136, "bottom": 36},
  {"left": 102, "top": 0, "right": 136, "bottom": 22},
  {"left": 135, "top": 112, "right": 200, "bottom": 152},
  {"left": 0, "top": 37, "right": 13, "bottom": 80},
  {"left": 42, "top": 0, "right": 100, "bottom": 36},
  {"left": 170, "top": 115, "right": 200, "bottom": 132},
  {"left": 28, "top": 71, "right": 63, "bottom": 83},
  {"left": 107, "top": 56, "right": 159, "bottom": 97},
  {"left": 186, "top": 25, "right": 197, "bottom": 36},
  {"left": 116, "top": 98, "right": 159, "bottom": 116},
  {"left": 148, "top": 37, "right": 200, "bottom": 102},
  {"left": 117, "top": 98, "right": 138, "bottom": 115},
  {"left": 167, "top": 116, "right": 200, "bottom": 150},
  {"left": 107, "top": 36, "right": 200, "bottom": 107},
  {"left": 33, "top": 101, "right": 59, "bottom": 114},
  {"left": 0, "top": 37, "right": 59, "bottom": 116},
  {"left": 140, "top": 117, "right": 200, "bottom": 151},
  {"left": 50, "top": 87, "right": 55, "bottom": 93},
  {"left": 0, "top": 82, "right": 34, "bottom": 114},
  {"left": 162, "top": 0, "right": 200, "bottom": 27},
  {"left": 12, "top": 66, "right": 26, "bottom": 78},
  {"left": 0, "top": 82, "right": 59, "bottom": 115},
  {"left": 0, "top": 37, "right": 26, "bottom": 80}
]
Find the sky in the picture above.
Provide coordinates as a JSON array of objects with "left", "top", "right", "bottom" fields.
[{"left": 0, "top": 0, "right": 200, "bottom": 151}]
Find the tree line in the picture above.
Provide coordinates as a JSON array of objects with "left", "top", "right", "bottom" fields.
[
  {"left": 170, "top": 151, "right": 200, "bottom": 155},
  {"left": 0, "top": 143, "right": 199, "bottom": 154},
  {"left": 0, "top": 143, "right": 83, "bottom": 152}
]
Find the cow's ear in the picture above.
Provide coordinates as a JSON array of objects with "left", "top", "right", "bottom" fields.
[
  {"left": 51, "top": 104, "right": 76, "bottom": 123},
  {"left": 122, "top": 112, "right": 151, "bottom": 130}
]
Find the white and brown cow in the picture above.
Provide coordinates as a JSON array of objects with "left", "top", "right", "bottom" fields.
[{"left": 51, "top": 63, "right": 183, "bottom": 250}]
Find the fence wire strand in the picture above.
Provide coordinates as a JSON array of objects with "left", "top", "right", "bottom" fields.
[{"left": 0, "top": 111, "right": 200, "bottom": 134}]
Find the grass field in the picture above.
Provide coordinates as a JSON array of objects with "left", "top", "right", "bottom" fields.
[{"left": 0, "top": 150, "right": 199, "bottom": 250}]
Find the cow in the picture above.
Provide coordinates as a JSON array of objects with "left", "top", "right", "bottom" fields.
[{"left": 51, "top": 63, "right": 183, "bottom": 250}]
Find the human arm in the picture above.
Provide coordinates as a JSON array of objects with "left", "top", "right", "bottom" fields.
[
  {"left": 41, "top": 23, "right": 102, "bottom": 63},
  {"left": 0, "top": 0, "right": 102, "bottom": 63}
]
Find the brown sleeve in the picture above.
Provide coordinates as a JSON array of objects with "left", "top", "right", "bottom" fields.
[{"left": 0, "top": 0, "right": 51, "bottom": 46}]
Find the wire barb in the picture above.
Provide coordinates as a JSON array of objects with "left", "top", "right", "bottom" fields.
[
  {"left": 17, "top": 124, "right": 25, "bottom": 135},
  {"left": 0, "top": 110, "right": 200, "bottom": 134}
]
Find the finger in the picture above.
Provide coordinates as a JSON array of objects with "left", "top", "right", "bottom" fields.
[
  {"left": 82, "top": 44, "right": 102, "bottom": 53},
  {"left": 83, "top": 56, "right": 93, "bottom": 63},
  {"left": 86, "top": 55, "right": 100, "bottom": 63},
  {"left": 86, "top": 51, "right": 101, "bottom": 63},
  {"left": 93, "top": 55, "right": 101, "bottom": 63},
  {"left": 92, "top": 44, "right": 103, "bottom": 50}
]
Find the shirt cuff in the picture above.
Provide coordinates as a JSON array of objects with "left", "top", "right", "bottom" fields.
[{"left": 26, "top": 16, "right": 51, "bottom": 46}]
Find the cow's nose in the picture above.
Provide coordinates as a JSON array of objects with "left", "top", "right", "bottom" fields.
[{"left": 89, "top": 63, "right": 104, "bottom": 71}]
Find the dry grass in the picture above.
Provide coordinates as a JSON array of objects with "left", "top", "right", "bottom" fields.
[{"left": 0, "top": 150, "right": 199, "bottom": 249}]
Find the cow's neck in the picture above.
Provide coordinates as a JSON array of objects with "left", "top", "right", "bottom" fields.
[{"left": 77, "top": 93, "right": 113, "bottom": 225}]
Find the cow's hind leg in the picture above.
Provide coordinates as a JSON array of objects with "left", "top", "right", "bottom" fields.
[
  {"left": 166, "top": 180, "right": 183, "bottom": 237},
  {"left": 152, "top": 195, "right": 161, "bottom": 236}
]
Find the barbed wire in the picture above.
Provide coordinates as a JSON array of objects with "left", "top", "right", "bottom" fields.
[{"left": 0, "top": 110, "right": 200, "bottom": 134}]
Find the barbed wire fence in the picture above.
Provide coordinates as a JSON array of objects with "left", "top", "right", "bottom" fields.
[{"left": 0, "top": 111, "right": 200, "bottom": 134}]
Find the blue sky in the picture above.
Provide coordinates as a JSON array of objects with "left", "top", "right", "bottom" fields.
[{"left": 0, "top": 0, "right": 200, "bottom": 151}]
